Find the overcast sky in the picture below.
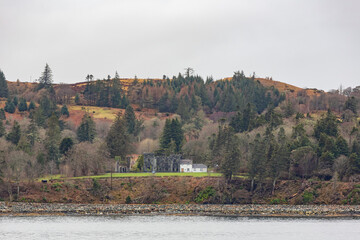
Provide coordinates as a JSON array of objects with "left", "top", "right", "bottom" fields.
[{"left": 0, "top": 0, "right": 359, "bottom": 91}]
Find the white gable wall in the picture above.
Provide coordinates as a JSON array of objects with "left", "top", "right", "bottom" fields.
[{"left": 180, "top": 163, "right": 192, "bottom": 172}]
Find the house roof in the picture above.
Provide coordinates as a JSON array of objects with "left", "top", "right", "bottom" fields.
[
  {"left": 180, "top": 159, "right": 193, "bottom": 165},
  {"left": 193, "top": 164, "right": 207, "bottom": 168}
]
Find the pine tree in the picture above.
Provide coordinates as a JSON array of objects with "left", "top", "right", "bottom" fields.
[
  {"left": 27, "top": 118, "right": 38, "bottom": 146},
  {"left": 45, "top": 114, "right": 61, "bottom": 172},
  {"left": 125, "top": 105, "right": 136, "bottom": 134},
  {"left": 75, "top": 93, "right": 80, "bottom": 105},
  {"left": 314, "top": 109, "right": 338, "bottom": 139},
  {"left": 106, "top": 112, "right": 132, "bottom": 159},
  {"left": 0, "top": 69, "right": 9, "bottom": 98},
  {"left": 159, "top": 118, "right": 184, "bottom": 154},
  {"left": 38, "top": 63, "right": 53, "bottom": 90},
  {"left": 61, "top": 105, "right": 70, "bottom": 118},
  {"left": 59, "top": 137, "right": 74, "bottom": 155},
  {"left": 171, "top": 118, "right": 184, "bottom": 153},
  {"left": 13, "top": 96, "right": 18, "bottom": 107},
  {"left": 248, "top": 134, "right": 266, "bottom": 192},
  {"left": 120, "top": 95, "right": 129, "bottom": 109},
  {"left": 0, "top": 108, "right": 6, "bottom": 120},
  {"left": 77, "top": 113, "right": 96, "bottom": 143},
  {"left": 160, "top": 119, "right": 172, "bottom": 151},
  {"left": 214, "top": 125, "right": 241, "bottom": 182},
  {"left": 344, "top": 96, "right": 357, "bottom": 114},
  {"left": 0, "top": 120, "right": 5, "bottom": 137},
  {"left": 4, "top": 99, "right": 15, "bottom": 113},
  {"left": 18, "top": 98, "right": 28, "bottom": 112},
  {"left": 6, "top": 121, "right": 21, "bottom": 145},
  {"left": 28, "top": 101, "right": 36, "bottom": 111}
]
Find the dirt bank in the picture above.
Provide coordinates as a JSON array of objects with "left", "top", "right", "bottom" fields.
[{"left": 1, "top": 177, "right": 360, "bottom": 205}]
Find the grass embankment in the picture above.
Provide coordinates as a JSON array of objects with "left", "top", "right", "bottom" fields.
[{"left": 39, "top": 172, "right": 223, "bottom": 181}]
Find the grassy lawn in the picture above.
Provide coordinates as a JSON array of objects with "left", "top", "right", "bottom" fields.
[
  {"left": 38, "top": 172, "right": 250, "bottom": 181},
  {"left": 70, "top": 172, "right": 222, "bottom": 179}
]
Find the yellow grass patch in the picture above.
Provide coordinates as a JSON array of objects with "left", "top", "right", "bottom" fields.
[{"left": 68, "top": 105, "right": 122, "bottom": 120}]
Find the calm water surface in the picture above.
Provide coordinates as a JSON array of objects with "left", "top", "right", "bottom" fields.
[{"left": 0, "top": 215, "right": 359, "bottom": 240}]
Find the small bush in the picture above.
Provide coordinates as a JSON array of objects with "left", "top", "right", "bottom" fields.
[
  {"left": 302, "top": 191, "right": 314, "bottom": 204},
  {"left": 125, "top": 196, "right": 132, "bottom": 204},
  {"left": 92, "top": 178, "right": 101, "bottom": 192},
  {"left": 195, "top": 186, "right": 216, "bottom": 203}
]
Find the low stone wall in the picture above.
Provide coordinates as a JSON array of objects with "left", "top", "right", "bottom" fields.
[{"left": 1, "top": 202, "right": 360, "bottom": 217}]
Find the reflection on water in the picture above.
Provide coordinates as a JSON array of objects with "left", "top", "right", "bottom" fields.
[{"left": 1, "top": 215, "right": 359, "bottom": 240}]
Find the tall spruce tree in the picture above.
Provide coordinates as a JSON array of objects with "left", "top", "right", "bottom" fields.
[
  {"left": 61, "top": 105, "right": 70, "bottom": 117},
  {"left": 0, "top": 69, "right": 8, "bottom": 98},
  {"left": 77, "top": 113, "right": 96, "bottom": 143},
  {"left": 106, "top": 112, "right": 132, "bottom": 159},
  {"left": 211, "top": 125, "right": 241, "bottom": 182},
  {"left": 248, "top": 134, "right": 266, "bottom": 192},
  {"left": 45, "top": 114, "right": 61, "bottom": 173},
  {"left": 27, "top": 118, "right": 38, "bottom": 146},
  {"left": 4, "top": 99, "right": 15, "bottom": 113},
  {"left": 28, "top": 101, "right": 36, "bottom": 111},
  {"left": 0, "top": 120, "right": 5, "bottom": 137},
  {"left": 18, "top": 98, "right": 28, "bottom": 112},
  {"left": 38, "top": 63, "right": 53, "bottom": 90},
  {"left": 0, "top": 108, "right": 6, "bottom": 120},
  {"left": 6, "top": 121, "right": 21, "bottom": 145},
  {"left": 125, "top": 105, "right": 136, "bottom": 134},
  {"left": 159, "top": 118, "right": 184, "bottom": 154}
]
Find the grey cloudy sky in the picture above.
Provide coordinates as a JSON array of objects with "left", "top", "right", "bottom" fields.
[{"left": 0, "top": 0, "right": 359, "bottom": 91}]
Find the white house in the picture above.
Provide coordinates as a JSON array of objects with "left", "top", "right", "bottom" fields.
[
  {"left": 192, "top": 164, "right": 207, "bottom": 173},
  {"left": 180, "top": 160, "right": 207, "bottom": 173},
  {"left": 180, "top": 159, "right": 192, "bottom": 172}
]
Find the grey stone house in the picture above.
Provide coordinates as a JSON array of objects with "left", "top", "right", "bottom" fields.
[{"left": 143, "top": 153, "right": 181, "bottom": 172}]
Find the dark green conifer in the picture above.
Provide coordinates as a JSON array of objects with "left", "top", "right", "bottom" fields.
[
  {"left": 77, "top": 113, "right": 96, "bottom": 143},
  {"left": 6, "top": 121, "right": 21, "bottom": 145}
]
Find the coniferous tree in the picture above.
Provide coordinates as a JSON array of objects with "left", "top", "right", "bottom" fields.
[
  {"left": 45, "top": 114, "right": 61, "bottom": 173},
  {"left": 18, "top": 98, "right": 28, "bottom": 112},
  {"left": 27, "top": 118, "right": 38, "bottom": 146},
  {"left": 28, "top": 101, "right": 36, "bottom": 111},
  {"left": 106, "top": 112, "right": 132, "bottom": 159},
  {"left": 314, "top": 109, "right": 338, "bottom": 139},
  {"left": 211, "top": 125, "right": 241, "bottom": 182},
  {"left": 38, "top": 63, "right": 53, "bottom": 90},
  {"left": 125, "top": 105, "right": 136, "bottom": 134},
  {"left": 75, "top": 93, "right": 80, "bottom": 105},
  {"left": 6, "top": 121, "right": 21, "bottom": 145},
  {"left": 159, "top": 118, "right": 184, "bottom": 154},
  {"left": 248, "top": 134, "right": 266, "bottom": 192},
  {"left": 0, "top": 120, "right": 5, "bottom": 137},
  {"left": 59, "top": 137, "right": 74, "bottom": 155},
  {"left": 0, "top": 108, "right": 6, "bottom": 120},
  {"left": 61, "top": 105, "right": 70, "bottom": 118},
  {"left": 268, "top": 127, "right": 290, "bottom": 194},
  {"left": 13, "top": 96, "right": 18, "bottom": 107},
  {"left": 77, "top": 113, "right": 96, "bottom": 143},
  {"left": 4, "top": 99, "right": 15, "bottom": 113},
  {"left": 160, "top": 119, "right": 172, "bottom": 151},
  {"left": 0, "top": 69, "right": 8, "bottom": 98},
  {"left": 120, "top": 95, "right": 129, "bottom": 109},
  {"left": 344, "top": 96, "right": 357, "bottom": 114}
]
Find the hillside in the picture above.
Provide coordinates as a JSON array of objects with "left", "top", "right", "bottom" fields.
[{"left": 2, "top": 177, "right": 360, "bottom": 205}]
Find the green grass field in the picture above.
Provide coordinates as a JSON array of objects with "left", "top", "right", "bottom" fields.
[{"left": 39, "top": 172, "right": 223, "bottom": 181}]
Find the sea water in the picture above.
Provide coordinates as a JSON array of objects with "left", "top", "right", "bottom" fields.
[{"left": 0, "top": 215, "right": 359, "bottom": 240}]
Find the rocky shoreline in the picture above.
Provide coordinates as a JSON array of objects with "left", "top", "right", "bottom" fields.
[{"left": 1, "top": 202, "right": 360, "bottom": 217}]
